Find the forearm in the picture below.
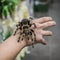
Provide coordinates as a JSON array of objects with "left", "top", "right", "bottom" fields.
[{"left": 0, "top": 35, "right": 26, "bottom": 60}]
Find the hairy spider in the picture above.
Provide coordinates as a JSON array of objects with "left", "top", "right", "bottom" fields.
[{"left": 14, "top": 18, "right": 36, "bottom": 48}]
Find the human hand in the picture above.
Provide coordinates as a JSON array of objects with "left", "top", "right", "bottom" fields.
[{"left": 16, "top": 17, "right": 56, "bottom": 47}]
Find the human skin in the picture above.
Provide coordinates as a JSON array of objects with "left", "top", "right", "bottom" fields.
[{"left": 0, "top": 17, "right": 56, "bottom": 60}]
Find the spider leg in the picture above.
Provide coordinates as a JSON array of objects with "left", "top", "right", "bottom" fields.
[
  {"left": 29, "top": 17, "right": 36, "bottom": 28},
  {"left": 17, "top": 33, "right": 23, "bottom": 42},
  {"left": 13, "top": 23, "right": 20, "bottom": 35},
  {"left": 18, "top": 33, "right": 26, "bottom": 42},
  {"left": 14, "top": 22, "right": 21, "bottom": 35},
  {"left": 18, "top": 36, "right": 21, "bottom": 42},
  {"left": 31, "top": 33, "right": 34, "bottom": 48},
  {"left": 30, "top": 21, "right": 36, "bottom": 28},
  {"left": 31, "top": 29, "right": 36, "bottom": 41},
  {"left": 17, "top": 32, "right": 21, "bottom": 42},
  {"left": 29, "top": 16, "right": 33, "bottom": 20},
  {"left": 21, "top": 34, "right": 25, "bottom": 41},
  {"left": 31, "top": 36, "right": 34, "bottom": 48},
  {"left": 31, "top": 29, "right": 36, "bottom": 48},
  {"left": 13, "top": 28, "right": 19, "bottom": 35},
  {"left": 18, "top": 36, "right": 24, "bottom": 42},
  {"left": 32, "top": 23, "right": 36, "bottom": 28}
]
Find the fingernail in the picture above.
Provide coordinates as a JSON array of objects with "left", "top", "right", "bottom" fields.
[
  {"left": 50, "top": 32, "right": 53, "bottom": 35},
  {"left": 43, "top": 41, "right": 47, "bottom": 45},
  {"left": 54, "top": 21, "right": 56, "bottom": 25},
  {"left": 49, "top": 17, "right": 53, "bottom": 20}
]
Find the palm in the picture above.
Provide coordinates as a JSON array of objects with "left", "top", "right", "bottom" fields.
[
  {"left": 26, "top": 17, "right": 56, "bottom": 46},
  {"left": 15, "top": 17, "right": 56, "bottom": 46}
]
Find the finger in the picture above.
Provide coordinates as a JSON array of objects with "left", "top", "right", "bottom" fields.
[
  {"left": 32, "top": 17, "right": 53, "bottom": 23},
  {"left": 41, "top": 30, "right": 53, "bottom": 36},
  {"left": 31, "top": 21, "right": 56, "bottom": 29},
  {"left": 41, "top": 38, "right": 47, "bottom": 45},
  {"left": 39, "top": 21, "right": 56, "bottom": 29},
  {"left": 39, "top": 37, "right": 47, "bottom": 45},
  {"left": 31, "top": 23, "right": 41, "bottom": 28},
  {"left": 34, "top": 31, "right": 46, "bottom": 45}
]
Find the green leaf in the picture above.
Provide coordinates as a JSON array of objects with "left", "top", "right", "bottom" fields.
[
  {"left": 0, "top": 0, "right": 21, "bottom": 18},
  {"left": 2, "top": 6, "right": 9, "bottom": 17}
]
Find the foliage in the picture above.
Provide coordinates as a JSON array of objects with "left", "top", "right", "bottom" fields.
[{"left": 0, "top": 0, "right": 20, "bottom": 18}]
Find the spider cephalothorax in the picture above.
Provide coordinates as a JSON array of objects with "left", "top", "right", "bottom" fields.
[{"left": 14, "top": 18, "right": 36, "bottom": 47}]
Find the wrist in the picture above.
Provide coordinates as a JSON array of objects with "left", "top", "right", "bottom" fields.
[
  {"left": 18, "top": 40, "right": 27, "bottom": 48},
  {"left": 0, "top": 35, "right": 26, "bottom": 60},
  {"left": 11, "top": 34, "right": 26, "bottom": 48}
]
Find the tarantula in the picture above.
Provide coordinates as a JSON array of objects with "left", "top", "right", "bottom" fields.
[{"left": 14, "top": 18, "right": 36, "bottom": 47}]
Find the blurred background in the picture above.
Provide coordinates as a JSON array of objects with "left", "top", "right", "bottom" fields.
[
  {"left": 24, "top": 0, "right": 60, "bottom": 60},
  {"left": 0, "top": 0, "right": 60, "bottom": 60}
]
